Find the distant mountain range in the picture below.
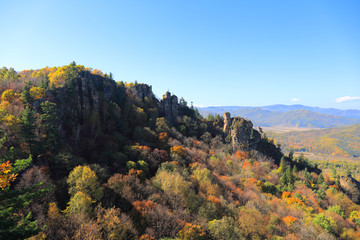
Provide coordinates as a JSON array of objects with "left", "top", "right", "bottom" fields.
[
  {"left": 266, "top": 123, "right": 360, "bottom": 158},
  {"left": 198, "top": 105, "right": 360, "bottom": 128}
]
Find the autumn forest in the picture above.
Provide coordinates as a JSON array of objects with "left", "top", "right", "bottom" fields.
[{"left": 2, "top": 63, "right": 360, "bottom": 240}]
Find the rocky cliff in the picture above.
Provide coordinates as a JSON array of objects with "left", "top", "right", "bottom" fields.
[
  {"left": 160, "top": 91, "right": 179, "bottom": 123},
  {"left": 223, "top": 112, "right": 261, "bottom": 151}
]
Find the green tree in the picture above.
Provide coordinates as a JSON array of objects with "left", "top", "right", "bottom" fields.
[
  {"left": 20, "top": 82, "right": 33, "bottom": 106},
  {"left": 312, "top": 213, "right": 336, "bottom": 233},
  {"left": 288, "top": 148, "right": 294, "bottom": 160},
  {"left": 0, "top": 154, "right": 51, "bottom": 239},
  {"left": 292, "top": 164, "right": 298, "bottom": 173},
  {"left": 286, "top": 166, "right": 295, "bottom": 185},
  {"left": 318, "top": 173, "right": 324, "bottom": 185},
  {"left": 20, "top": 107, "right": 37, "bottom": 154},
  {"left": 279, "top": 157, "right": 286, "bottom": 174},
  {"left": 40, "top": 101, "right": 59, "bottom": 153},
  {"left": 40, "top": 76, "right": 50, "bottom": 89}
]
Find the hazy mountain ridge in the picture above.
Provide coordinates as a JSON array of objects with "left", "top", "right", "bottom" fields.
[
  {"left": 198, "top": 105, "right": 360, "bottom": 128},
  {"left": 262, "top": 104, "right": 360, "bottom": 119}
]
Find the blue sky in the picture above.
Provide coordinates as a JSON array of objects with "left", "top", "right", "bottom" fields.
[{"left": 1, "top": 0, "right": 359, "bottom": 109}]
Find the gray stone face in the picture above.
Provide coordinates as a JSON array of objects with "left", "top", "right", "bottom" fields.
[
  {"left": 223, "top": 112, "right": 232, "bottom": 134},
  {"left": 340, "top": 176, "right": 360, "bottom": 204},
  {"left": 160, "top": 92, "right": 179, "bottom": 123},
  {"left": 46, "top": 72, "right": 118, "bottom": 150},
  {"left": 134, "top": 84, "right": 156, "bottom": 101},
  {"left": 223, "top": 113, "right": 261, "bottom": 151}
]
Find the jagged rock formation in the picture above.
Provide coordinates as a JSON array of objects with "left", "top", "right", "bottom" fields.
[
  {"left": 223, "top": 112, "right": 261, "bottom": 151},
  {"left": 223, "top": 112, "right": 231, "bottom": 134},
  {"left": 340, "top": 176, "right": 360, "bottom": 204},
  {"left": 126, "top": 83, "right": 157, "bottom": 104},
  {"left": 160, "top": 91, "right": 179, "bottom": 123}
]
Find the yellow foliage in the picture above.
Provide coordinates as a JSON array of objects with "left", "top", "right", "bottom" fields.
[
  {"left": 1, "top": 89, "right": 17, "bottom": 103},
  {"left": 154, "top": 170, "right": 192, "bottom": 205},
  {"left": 30, "top": 87, "right": 45, "bottom": 100},
  {"left": 67, "top": 191, "right": 94, "bottom": 214},
  {"left": 1, "top": 114, "right": 20, "bottom": 127},
  {"left": 48, "top": 65, "right": 85, "bottom": 87},
  {"left": 67, "top": 165, "right": 103, "bottom": 201}
]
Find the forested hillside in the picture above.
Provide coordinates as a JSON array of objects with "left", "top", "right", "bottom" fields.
[
  {"left": 267, "top": 124, "right": 360, "bottom": 158},
  {"left": 2, "top": 64, "right": 360, "bottom": 239}
]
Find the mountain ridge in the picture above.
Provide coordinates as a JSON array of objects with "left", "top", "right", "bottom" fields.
[{"left": 198, "top": 105, "right": 360, "bottom": 128}]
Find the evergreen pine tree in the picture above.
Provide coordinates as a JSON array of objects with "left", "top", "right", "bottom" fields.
[
  {"left": 279, "top": 157, "right": 286, "bottom": 174},
  {"left": 292, "top": 165, "right": 298, "bottom": 173},
  {"left": 40, "top": 101, "right": 59, "bottom": 153},
  {"left": 20, "top": 82, "right": 33, "bottom": 106},
  {"left": 40, "top": 75, "right": 50, "bottom": 89},
  {"left": 318, "top": 173, "right": 324, "bottom": 185},
  {"left": 286, "top": 166, "right": 295, "bottom": 186},
  {"left": 288, "top": 148, "right": 294, "bottom": 160},
  {"left": 20, "top": 107, "right": 37, "bottom": 155}
]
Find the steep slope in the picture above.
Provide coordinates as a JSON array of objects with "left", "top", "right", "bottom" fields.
[{"left": 267, "top": 123, "right": 360, "bottom": 157}]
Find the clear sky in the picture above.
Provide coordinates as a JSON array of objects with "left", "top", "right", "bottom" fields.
[{"left": 1, "top": 0, "right": 359, "bottom": 109}]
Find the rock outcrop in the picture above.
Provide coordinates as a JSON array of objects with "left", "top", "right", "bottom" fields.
[
  {"left": 223, "top": 112, "right": 231, "bottom": 134},
  {"left": 127, "top": 83, "right": 157, "bottom": 104},
  {"left": 40, "top": 71, "right": 121, "bottom": 153},
  {"left": 223, "top": 112, "right": 261, "bottom": 151},
  {"left": 160, "top": 92, "right": 179, "bottom": 123},
  {"left": 340, "top": 176, "right": 360, "bottom": 204}
]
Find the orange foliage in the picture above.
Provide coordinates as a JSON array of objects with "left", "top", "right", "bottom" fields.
[
  {"left": 209, "top": 150, "right": 215, "bottom": 155},
  {"left": 91, "top": 69, "right": 104, "bottom": 76},
  {"left": 282, "top": 216, "right": 297, "bottom": 226},
  {"left": 171, "top": 145, "right": 186, "bottom": 157},
  {"left": 0, "top": 161, "right": 17, "bottom": 190},
  {"left": 128, "top": 169, "right": 145, "bottom": 179},
  {"left": 281, "top": 191, "right": 306, "bottom": 207},
  {"left": 248, "top": 178, "right": 257, "bottom": 184},
  {"left": 177, "top": 223, "right": 206, "bottom": 240},
  {"left": 235, "top": 150, "right": 249, "bottom": 160},
  {"left": 242, "top": 160, "right": 252, "bottom": 169},
  {"left": 159, "top": 132, "right": 169, "bottom": 142},
  {"left": 48, "top": 202, "right": 61, "bottom": 220},
  {"left": 282, "top": 191, "right": 292, "bottom": 198},
  {"left": 139, "top": 234, "right": 155, "bottom": 240},
  {"left": 193, "top": 140, "right": 200, "bottom": 145},
  {"left": 130, "top": 144, "right": 151, "bottom": 154},
  {"left": 208, "top": 196, "right": 221, "bottom": 207},
  {"left": 132, "top": 200, "right": 157, "bottom": 216}
]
